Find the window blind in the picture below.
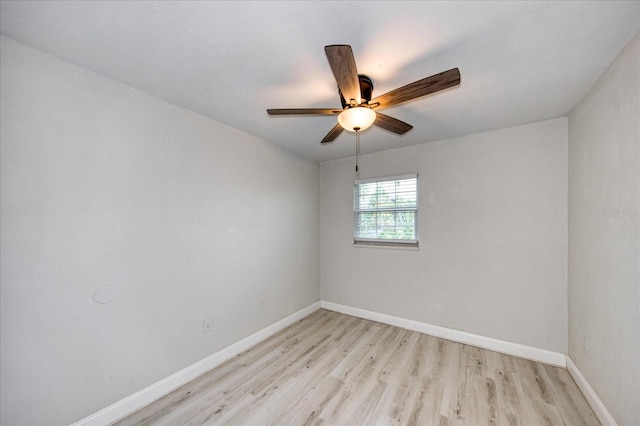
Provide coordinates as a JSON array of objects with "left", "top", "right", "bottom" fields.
[{"left": 353, "top": 174, "right": 418, "bottom": 246}]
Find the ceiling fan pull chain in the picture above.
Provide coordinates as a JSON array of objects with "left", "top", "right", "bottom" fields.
[{"left": 355, "top": 129, "right": 360, "bottom": 175}]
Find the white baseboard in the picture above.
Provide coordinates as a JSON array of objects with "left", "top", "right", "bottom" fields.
[
  {"left": 320, "top": 301, "right": 566, "bottom": 368},
  {"left": 566, "top": 356, "right": 617, "bottom": 426},
  {"left": 72, "top": 301, "right": 321, "bottom": 426}
]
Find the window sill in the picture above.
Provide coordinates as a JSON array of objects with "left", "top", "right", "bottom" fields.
[{"left": 353, "top": 241, "right": 419, "bottom": 251}]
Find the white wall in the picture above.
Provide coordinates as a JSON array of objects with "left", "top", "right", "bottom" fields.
[
  {"left": 321, "top": 118, "right": 568, "bottom": 353},
  {"left": 568, "top": 32, "right": 639, "bottom": 425},
  {"left": 0, "top": 36, "right": 320, "bottom": 426}
]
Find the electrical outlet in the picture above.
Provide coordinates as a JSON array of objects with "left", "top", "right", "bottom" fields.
[
  {"left": 203, "top": 319, "right": 213, "bottom": 333},
  {"left": 584, "top": 335, "right": 589, "bottom": 353},
  {"left": 258, "top": 300, "right": 264, "bottom": 311}
]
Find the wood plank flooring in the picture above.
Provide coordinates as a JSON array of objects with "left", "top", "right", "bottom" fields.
[{"left": 116, "top": 310, "right": 599, "bottom": 425}]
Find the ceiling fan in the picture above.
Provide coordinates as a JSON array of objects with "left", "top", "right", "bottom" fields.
[{"left": 267, "top": 45, "right": 460, "bottom": 144}]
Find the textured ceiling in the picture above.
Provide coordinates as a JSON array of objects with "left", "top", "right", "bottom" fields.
[{"left": 1, "top": 1, "right": 639, "bottom": 162}]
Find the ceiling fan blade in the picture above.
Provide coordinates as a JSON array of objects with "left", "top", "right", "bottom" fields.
[
  {"left": 325, "top": 45, "right": 361, "bottom": 105},
  {"left": 373, "top": 113, "right": 413, "bottom": 135},
  {"left": 321, "top": 123, "right": 344, "bottom": 144},
  {"left": 267, "top": 108, "right": 342, "bottom": 115},
  {"left": 370, "top": 68, "right": 460, "bottom": 110}
]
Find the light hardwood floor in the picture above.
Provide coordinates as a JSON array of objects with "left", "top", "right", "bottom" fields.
[{"left": 117, "top": 309, "right": 599, "bottom": 425}]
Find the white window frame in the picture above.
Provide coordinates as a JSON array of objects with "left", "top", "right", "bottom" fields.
[{"left": 353, "top": 173, "right": 418, "bottom": 247}]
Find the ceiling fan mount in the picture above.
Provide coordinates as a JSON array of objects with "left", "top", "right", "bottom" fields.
[
  {"left": 339, "top": 74, "right": 374, "bottom": 108},
  {"left": 267, "top": 45, "right": 460, "bottom": 144}
]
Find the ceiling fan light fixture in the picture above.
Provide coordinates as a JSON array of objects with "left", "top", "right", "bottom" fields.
[{"left": 338, "top": 106, "right": 376, "bottom": 132}]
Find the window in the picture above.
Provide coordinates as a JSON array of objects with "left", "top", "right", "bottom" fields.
[{"left": 354, "top": 174, "right": 418, "bottom": 246}]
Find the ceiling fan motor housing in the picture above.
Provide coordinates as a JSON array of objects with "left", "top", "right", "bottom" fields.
[{"left": 340, "top": 74, "right": 374, "bottom": 107}]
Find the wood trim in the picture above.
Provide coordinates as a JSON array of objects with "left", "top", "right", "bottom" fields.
[
  {"left": 71, "top": 302, "right": 322, "bottom": 426},
  {"left": 566, "top": 356, "right": 618, "bottom": 426},
  {"left": 320, "top": 301, "right": 567, "bottom": 368}
]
